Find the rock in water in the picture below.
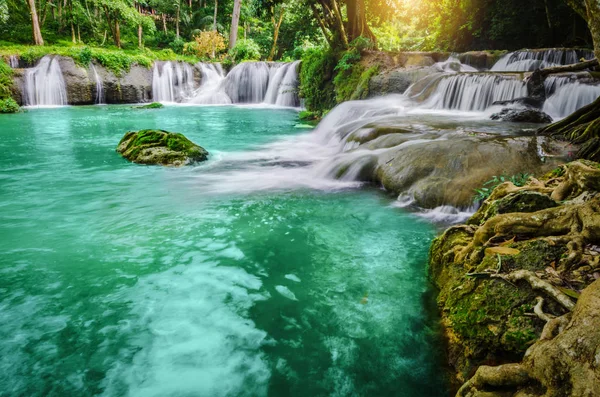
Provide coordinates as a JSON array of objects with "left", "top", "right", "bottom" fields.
[
  {"left": 116, "top": 129, "right": 208, "bottom": 166},
  {"left": 490, "top": 108, "right": 553, "bottom": 123}
]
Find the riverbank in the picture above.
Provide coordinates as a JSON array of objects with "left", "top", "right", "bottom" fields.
[{"left": 429, "top": 160, "right": 600, "bottom": 395}]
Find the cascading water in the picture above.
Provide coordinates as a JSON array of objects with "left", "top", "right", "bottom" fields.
[
  {"left": 89, "top": 63, "right": 105, "bottom": 104},
  {"left": 422, "top": 74, "right": 527, "bottom": 111},
  {"left": 23, "top": 55, "right": 68, "bottom": 106},
  {"left": 152, "top": 61, "right": 195, "bottom": 103},
  {"left": 189, "top": 63, "right": 230, "bottom": 104},
  {"left": 491, "top": 49, "right": 594, "bottom": 72},
  {"left": 224, "top": 62, "right": 271, "bottom": 103},
  {"left": 270, "top": 61, "right": 300, "bottom": 107},
  {"left": 543, "top": 82, "right": 600, "bottom": 119},
  {"left": 186, "top": 61, "right": 300, "bottom": 106},
  {"left": 8, "top": 55, "right": 19, "bottom": 68}
]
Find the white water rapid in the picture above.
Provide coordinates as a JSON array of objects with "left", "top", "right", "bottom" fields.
[
  {"left": 23, "top": 55, "right": 68, "bottom": 107},
  {"left": 186, "top": 61, "right": 300, "bottom": 106},
  {"left": 152, "top": 61, "right": 196, "bottom": 103}
]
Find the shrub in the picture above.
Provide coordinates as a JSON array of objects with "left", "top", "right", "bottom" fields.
[
  {"left": 229, "top": 39, "right": 262, "bottom": 62},
  {"left": 0, "top": 98, "right": 19, "bottom": 113},
  {"left": 474, "top": 173, "right": 532, "bottom": 202},
  {"left": 185, "top": 31, "right": 227, "bottom": 59},
  {"left": 0, "top": 58, "right": 13, "bottom": 99},
  {"left": 299, "top": 46, "right": 337, "bottom": 113},
  {"left": 169, "top": 37, "right": 186, "bottom": 54}
]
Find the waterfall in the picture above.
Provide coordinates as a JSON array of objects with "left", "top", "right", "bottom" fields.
[
  {"left": 224, "top": 62, "right": 271, "bottom": 103},
  {"left": 491, "top": 49, "right": 594, "bottom": 72},
  {"left": 187, "top": 61, "right": 300, "bottom": 106},
  {"left": 543, "top": 83, "right": 600, "bottom": 119},
  {"left": 263, "top": 61, "right": 300, "bottom": 107},
  {"left": 152, "top": 61, "right": 195, "bottom": 103},
  {"left": 189, "top": 63, "right": 231, "bottom": 105},
  {"left": 423, "top": 74, "right": 527, "bottom": 111},
  {"left": 89, "top": 63, "right": 105, "bottom": 104},
  {"left": 544, "top": 75, "right": 574, "bottom": 96},
  {"left": 23, "top": 56, "right": 68, "bottom": 106},
  {"left": 8, "top": 55, "right": 19, "bottom": 68},
  {"left": 264, "top": 63, "right": 288, "bottom": 104}
]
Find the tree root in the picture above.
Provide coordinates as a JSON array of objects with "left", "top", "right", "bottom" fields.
[
  {"left": 533, "top": 296, "right": 555, "bottom": 322},
  {"left": 456, "top": 196, "right": 600, "bottom": 269},
  {"left": 456, "top": 363, "right": 531, "bottom": 397},
  {"left": 491, "top": 270, "right": 576, "bottom": 311}
]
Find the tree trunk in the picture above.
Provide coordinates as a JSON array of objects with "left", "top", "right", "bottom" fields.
[
  {"left": 268, "top": 7, "right": 285, "bottom": 61},
  {"left": 71, "top": 21, "right": 76, "bottom": 43},
  {"left": 176, "top": 5, "right": 180, "bottom": 38},
  {"left": 162, "top": 13, "right": 167, "bottom": 33},
  {"left": 229, "top": 0, "right": 241, "bottom": 49},
  {"left": 213, "top": 0, "right": 218, "bottom": 31},
  {"left": 27, "top": 0, "right": 44, "bottom": 45},
  {"left": 320, "top": 0, "right": 348, "bottom": 48},
  {"left": 584, "top": 0, "right": 600, "bottom": 59},
  {"left": 115, "top": 19, "right": 121, "bottom": 48},
  {"left": 138, "top": 24, "right": 143, "bottom": 48},
  {"left": 346, "top": 0, "right": 376, "bottom": 46}
]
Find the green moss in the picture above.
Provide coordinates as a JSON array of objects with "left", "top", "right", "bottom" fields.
[
  {"left": 117, "top": 129, "right": 208, "bottom": 166},
  {"left": 134, "top": 102, "right": 164, "bottom": 109},
  {"left": 299, "top": 47, "right": 337, "bottom": 113}
]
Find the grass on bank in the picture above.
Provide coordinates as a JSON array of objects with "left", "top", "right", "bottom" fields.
[{"left": 0, "top": 41, "right": 200, "bottom": 76}]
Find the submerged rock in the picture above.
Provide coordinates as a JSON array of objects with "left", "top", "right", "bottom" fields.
[
  {"left": 116, "top": 129, "right": 208, "bottom": 166},
  {"left": 490, "top": 108, "right": 553, "bottom": 123}
]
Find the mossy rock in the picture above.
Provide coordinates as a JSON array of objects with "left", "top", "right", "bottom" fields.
[
  {"left": 469, "top": 190, "right": 559, "bottom": 225},
  {"left": 116, "top": 129, "right": 208, "bottom": 166},
  {"left": 134, "top": 102, "right": 164, "bottom": 109}
]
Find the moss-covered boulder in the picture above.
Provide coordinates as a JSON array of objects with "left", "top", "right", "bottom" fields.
[
  {"left": 116, "top": 129, "right": 208, "bottom": 166},
  {"left": 134, "top": 102, "right": 164, "bottom": 109}
]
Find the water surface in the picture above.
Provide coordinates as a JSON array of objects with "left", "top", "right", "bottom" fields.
[{"left": 0, "top": 106, "right": 447, "bottom": 396}]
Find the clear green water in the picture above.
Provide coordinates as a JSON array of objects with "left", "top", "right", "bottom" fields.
[{"left": 0, "top": 106, "right": 447, "bottom": 397}]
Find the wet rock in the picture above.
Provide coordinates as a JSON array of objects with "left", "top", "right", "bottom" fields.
[
  {"left": 490, "top": 108, "right": 553, "bottom": 123},
  {"left": 368, "top": 68, "right": 436, "bottom": 96},
  {"left": 374, "top": 135, "right": 564, "bottom": 208},
  {"left": 57, "top": 56, "right": 94, "bottom": 104},
  {"left": 116, "top": 129, "right": 209, "bottom": 166},
  {"left": 103, "top": 65, "right": 153, "bottom": 104}
]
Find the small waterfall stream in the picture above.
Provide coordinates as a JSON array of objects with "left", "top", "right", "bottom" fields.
[
  {"left": 491, "top": 49, "right": 594, "bottom": 72},
  {"left": 418, "top": 74, "right": 527, "bottom": 111},
  {"left": 89, "top": 63, "right": 105, "bottom": 104},
  {"left": 8, "top": 55, "right": 19, "bottom": 68},
  {"left": 23, "top": 55, "right": 68, "bottom": 106},
  {"left": 152, "top": 61, "right": 196, "bottom": 102},
  {"left": 544, "top": 82, "right": 600, "bottom": 119}
]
